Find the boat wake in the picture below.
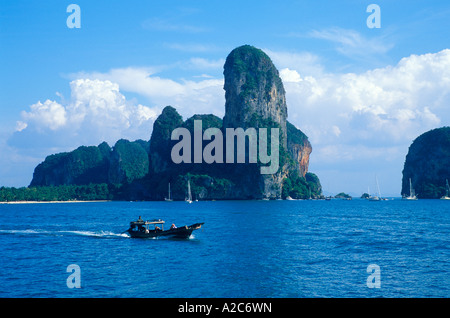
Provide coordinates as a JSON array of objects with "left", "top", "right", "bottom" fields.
[
  {"left": 62, "top": 230, "right": 129, "bottom": 238},
  {"left": 0, "top": 229, "right": 129, "bottom": 239}
]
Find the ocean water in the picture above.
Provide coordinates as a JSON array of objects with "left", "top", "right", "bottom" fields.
[{"left": 0, "top": 199, "right": 448, "bottom": 298}]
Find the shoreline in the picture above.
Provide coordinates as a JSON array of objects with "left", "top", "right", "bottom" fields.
[{"left": 0, "top": 200, "right": 110, "bottom": 204}]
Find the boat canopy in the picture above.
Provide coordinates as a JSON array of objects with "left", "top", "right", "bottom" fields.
[{"left": 130, "top": 219, "right": 165, "bottom": 226}]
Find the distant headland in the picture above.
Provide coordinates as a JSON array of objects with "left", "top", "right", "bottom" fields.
[{"left": 401, "top": 126, "right": 450, "bottom": 199}]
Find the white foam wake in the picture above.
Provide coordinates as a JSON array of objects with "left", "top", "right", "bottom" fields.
[{"left": 0, "top": 229, "right": 129, "bottom": 238}]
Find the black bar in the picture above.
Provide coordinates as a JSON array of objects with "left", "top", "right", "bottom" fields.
[{"left": 0, "top": 298, "right": 446, "bottom": 315}]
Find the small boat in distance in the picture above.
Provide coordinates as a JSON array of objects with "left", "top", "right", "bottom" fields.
[
  {"left": 368, "top": 176, "right": 388, "bottom": 201},
  {"left": 403, "top": 178, "right": 418, "bottom": 200},
  {"left": 368, "top": 184, "right": 380, "bottom": 201},
  {"left": 125, "top": 217, "right": 204, "bottom": 239},
  {"left": 441, "top": 179, "right": 450, "bottom": 200}
]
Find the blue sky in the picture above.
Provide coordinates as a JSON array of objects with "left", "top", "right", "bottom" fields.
[{"left": 1, "top": 0, "right": 450, "bottom": 196}]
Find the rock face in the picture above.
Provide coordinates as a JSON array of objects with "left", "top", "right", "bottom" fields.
[
  {"left": 287, "top": 121, "right": 312, "bottom": 178},
  {"left": 402, "top": 127, "right": 450, "bottom": 198},
  {"left": 223, "top": 45, "right": 287, "bottom": 148},
  {"left": 221, "top": 45, "right": 310, "bottom": 198},
  {"left": 108, "top": 139, "right": 149, "bottom": 184},
  {"left": 30, "top": 144, "right": 110, "bottom": 187},
  {"left": 149, "top": 106, "right": 183, "bottom": 174}
]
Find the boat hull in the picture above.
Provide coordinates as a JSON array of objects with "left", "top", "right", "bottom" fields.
[{"left": 127, "top": 223, "right": 204, "bottom": 239}]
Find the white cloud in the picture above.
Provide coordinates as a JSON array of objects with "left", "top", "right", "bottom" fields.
[
  {"left": 309, "top": 27, "right": 394, "bottom": 59},
  {"left": 186, "top": 57, "right": 225, "bottom": 70},
  {"left": 279, "top": 68, "right": 302, "bottom": 83},
  {"left": 280, "top": 48, "right": 449, "bottom": 195},
  {"left": 284, "top": 49, "right": 449, "bottom": 151},
  {"left": 264, "top": 49, "right": 324, "bottom": 77},
  {"left": 21, "top": 100, "right": 67, "bottom": 131},
  {"left": 11, "top": 79, "right": 159, "bottom": 151},
  {"left": 70, "top": 67, "right": 225, "bottom": 119}
]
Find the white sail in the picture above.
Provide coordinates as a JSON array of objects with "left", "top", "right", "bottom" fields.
[
  {"left": 368, "top": 177, "right": 380, "bottom": 201},
  {"left": 165, "top": 183, "right": 173, "bottom": 201},
  {"left": 186, "top": 180, "right": 192, "bottom": 203},
  {"left": 403, "top": 178, "right": 418, "bottom": 200}
]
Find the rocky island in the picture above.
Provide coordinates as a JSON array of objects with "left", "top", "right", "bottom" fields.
[
  {"left": 2, "top": 45, "right": 322, "bottom": 202},
  {"left": 402, "top": 126, "right": 450, "bottom": 198}
]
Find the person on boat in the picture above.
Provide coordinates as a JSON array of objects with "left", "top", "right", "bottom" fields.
[
  {"left": 137, "top": 216, "right": 143, "bottom": 223},
  {"left": 170, "top": 223, "right": 177, "bottom": 229},
  {"left": 154, "top": 225, "right": 161, "bottom": 231}
]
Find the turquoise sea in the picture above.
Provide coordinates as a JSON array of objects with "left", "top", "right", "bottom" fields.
[{"left": 0, "top": 199, "right": 448, "bottom": 297}]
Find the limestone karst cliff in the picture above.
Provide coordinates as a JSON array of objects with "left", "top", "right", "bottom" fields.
[
  {"left": 223, "top": 45, "right": 287, "bottom": 149},
  {"left": 30, "top": 140, "right": 149, "bottom": 187},
  {"left": 221, "top": 45, "right": 305, "bottom": 198},
  {"left": 149, "top": 106, "right": 183, "bottom": 174},
  {"left": 287, "top": 121, "right": 312, "bottom": 178},
  {"left": 28, "top": 44, "right": 320, "bottom": 201},
  {"left": 402, "top": 127, "right": 450, "bottom": 198},
  {"left": 143, "top": 45, "right": 316, "bottom": 200}
]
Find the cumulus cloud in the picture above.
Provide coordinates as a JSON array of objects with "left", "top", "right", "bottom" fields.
[
  {"left": 20, "top": 100, "right": 67, "bottom": 131},
  {"left": 70, "top": 67, "right": 225, "bottom": 118},
  {"left": 281, "top": 49, "right": 449, "bottom": 153},
  {"left": 274, "top": 48, "right": 450, "bottom": 195},
  {"left": 10, "top": 79, "right": 159, "bottom": 152}
]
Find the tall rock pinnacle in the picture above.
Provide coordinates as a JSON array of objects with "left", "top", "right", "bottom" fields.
[{"left": 223, "top": 45, "right": 288, "bottom": 149}]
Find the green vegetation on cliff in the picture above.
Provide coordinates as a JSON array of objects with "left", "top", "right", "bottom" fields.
[
  {"left": 109, "top": 139, "right": 149, "bottom": 184},
  {"left": 402, "top": 126, "right": 450, "bottom": 198},
  {"left": 282, "top": 172, "right": 322, "bottom": 199},
  {"left": 224, "top": 45, "right": 282, "bottom": 101},
  {"left": 30, "top": 139, "right": 149, "bottom": 187},
  {"left": 149, "top": 106, "right": 183, "bottom": 174},
  {"left": 30, "top": 144, "right": 110, "bottom": 186},
  {"left": 286, "top": 121, "right": 307, "bottom": 145}
]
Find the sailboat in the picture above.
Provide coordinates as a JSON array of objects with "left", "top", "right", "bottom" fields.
[
  {"left": 368, "top": 182, "right": 380, "bottom": 201},
  {"left": 440, "top": 179, "right": 450, "bottom": 200},
  {"left": 164, "top": 183, "right": 173, "bottom": 202},
  {"left": 403, "top": 178, "right": 418, "bottom": 200},
  {"left": 186, "top": 180, "right": 193, "bottom": 204}
]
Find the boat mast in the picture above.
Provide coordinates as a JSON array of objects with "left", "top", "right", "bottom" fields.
[
  {"left": 376, "top": 175, "right": 381, "bottom": 198},
  {"left": 409, "top": 178, "right": 417, "bottom": 199},
  {"left": 186, "top": 180, "right": 192, "bottom": 203},
  {"left": 188, "top": 181, "right": 191, "bottom": 201},
  {"left": 409, "top": 178, "right": 413, "bottom": 197}
]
